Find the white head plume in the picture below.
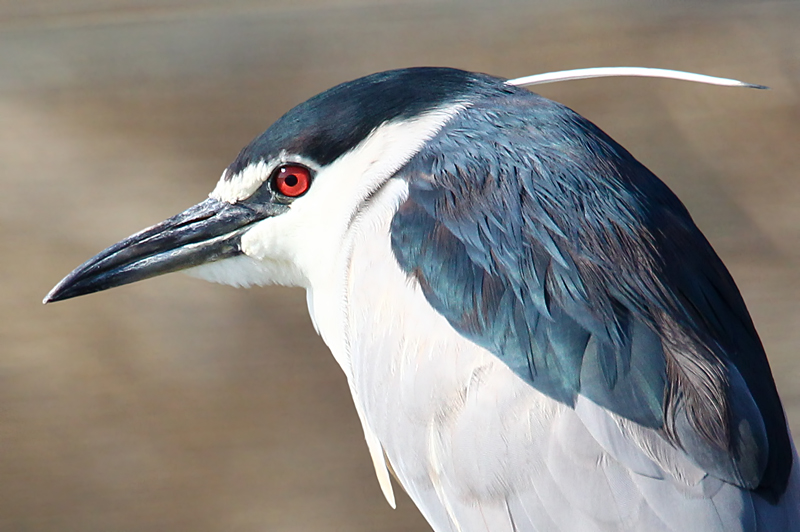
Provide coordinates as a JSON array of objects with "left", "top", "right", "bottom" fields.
[{"left": 507, "top": 66, "right": 767, "bottom": 90}]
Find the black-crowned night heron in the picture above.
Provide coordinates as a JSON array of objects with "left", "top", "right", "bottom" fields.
[{"left": 45, "top": 66, "right": 799, "bottom": 531}]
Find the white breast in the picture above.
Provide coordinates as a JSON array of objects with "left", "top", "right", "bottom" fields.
[{"left": 328, "top": 177, "right": 562, "bottom": 530}]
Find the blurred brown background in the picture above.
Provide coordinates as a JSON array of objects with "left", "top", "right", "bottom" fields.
[{"left": 2, "top": 0, "right": 799, "bottom": 530}]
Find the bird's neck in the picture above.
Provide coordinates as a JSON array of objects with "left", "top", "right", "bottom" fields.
[{"left": 304, "top": 178, "right": 410, "bottom": 382}]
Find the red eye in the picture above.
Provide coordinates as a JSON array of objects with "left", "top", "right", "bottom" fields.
[{"left": 273, "top": 165, "right": 312, "bottom": 197}]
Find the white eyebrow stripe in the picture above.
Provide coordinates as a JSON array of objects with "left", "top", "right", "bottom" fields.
[
  {"left": 506, "top": 67, "right": 768, "bottom": 90},
  {"left": 209, "top": 153, "right": 321, "bottom": 204},
  {"left": 210, "top": 160, "right": 269, "bottom": 204}
]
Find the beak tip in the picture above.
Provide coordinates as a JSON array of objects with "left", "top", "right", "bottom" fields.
[
  {"left": 43, "top": 273, "right": 87, "bottom": 304},
  {"left": 43, "top": 283, "right": 68, "bottom": 304}
]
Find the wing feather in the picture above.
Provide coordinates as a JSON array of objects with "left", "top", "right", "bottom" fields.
[{"left": 389, "top": 85, "right": 791, "bottom": 496}]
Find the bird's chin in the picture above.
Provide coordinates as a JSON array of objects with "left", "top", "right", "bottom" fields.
[{"left": 184, "top": 254, "right": 306, "bottom": 288}]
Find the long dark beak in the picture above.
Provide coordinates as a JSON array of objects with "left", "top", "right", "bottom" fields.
[{"left": 44, "top": 198, "right": 268, "bottom": 303}]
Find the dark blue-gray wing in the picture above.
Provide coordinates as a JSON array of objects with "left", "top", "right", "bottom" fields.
[{"left": 389, "top": 88, "right": 791, "bottom": 498}]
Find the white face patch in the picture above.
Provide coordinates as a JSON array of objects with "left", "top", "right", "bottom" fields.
[{"left": 202, "top": 103, "right": 465, "bottom": 292}]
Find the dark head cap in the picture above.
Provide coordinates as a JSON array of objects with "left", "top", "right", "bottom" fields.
[{"left": 225, "top": 67, "right": 509, "bottom": 177}]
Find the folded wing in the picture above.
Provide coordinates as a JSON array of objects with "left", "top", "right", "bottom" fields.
[{"left": 389, "top": 88, "right": 791, "bottom": 498}]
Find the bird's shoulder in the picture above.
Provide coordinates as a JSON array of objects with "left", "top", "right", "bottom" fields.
[{"left": 389, "top": 89, "right": 792, "bottom": 498}]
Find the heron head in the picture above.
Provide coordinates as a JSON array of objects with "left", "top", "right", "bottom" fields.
[{"left": 44, "top": 68, "right": 476, "bottom": 303}]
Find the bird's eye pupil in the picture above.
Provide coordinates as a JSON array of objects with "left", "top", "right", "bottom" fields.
[{"left": 273, "top": 164, "right": 312, "bottom": 198}]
